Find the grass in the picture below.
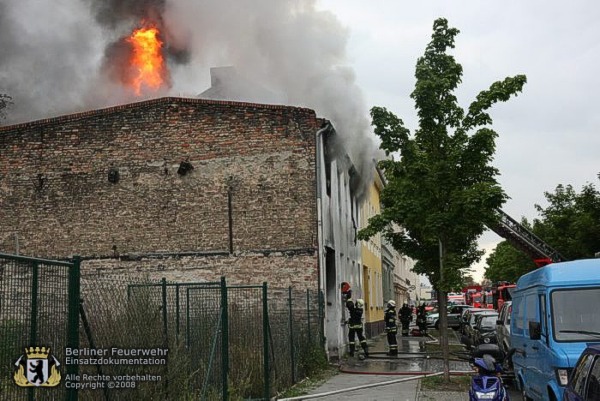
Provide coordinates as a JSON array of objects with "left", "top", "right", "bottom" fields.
[
  {"left": 420, "top": 374, "right": 472, "bottom": 392},
  {"left": 277, "top": 366, "right": 338, "bottom": 398}
]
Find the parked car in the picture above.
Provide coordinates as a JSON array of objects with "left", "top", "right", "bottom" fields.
[
  {"left": 472, "top": 312, "right": 499, "bottom": 347},
  {"left": 496, "top": 301, "right": 512, "bottom": 354},
  {"left": 426, "top": 304, "right": 473, "bottom": 330},
  {"left": 563, "top": 344, "right": 600, "bottom": 401},
  {"left": 511, "top": 259, "right": 600, "bottom": 401},
  {"left": 461, "top": 310, "right": 498, "bottom": 349},
  {"left": 460, "top": 308, "right": 487, "bottom": 335}
]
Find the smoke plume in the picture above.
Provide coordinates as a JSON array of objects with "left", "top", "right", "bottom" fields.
[{"left": 0, "top": 0, "right": 381, "bottom": 185}]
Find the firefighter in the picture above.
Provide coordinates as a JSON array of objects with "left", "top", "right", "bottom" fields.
[
  {"left": 342, "top": 286, "right": 369, "bottom": 358},
  {"left": 399, "top": 303, "right": 413, "bottom": 336},
  {"left": 384, "top": 300, "right": 398, "bottom": 355},
  {"left": 416, "top": 303, "right": 428, "bottom": 336}
]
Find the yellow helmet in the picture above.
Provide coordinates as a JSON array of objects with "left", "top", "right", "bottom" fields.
[{"left": 356, "top": 299, "right": 365, "bottom": 308}]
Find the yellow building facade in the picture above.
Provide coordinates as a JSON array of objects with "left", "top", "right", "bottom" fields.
[{"left": 360, "top": 171, "right": 384, "bottom": 336}]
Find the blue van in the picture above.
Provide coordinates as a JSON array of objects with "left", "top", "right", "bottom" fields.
[{"left": 510, "top": 259, "right": 600, "bottom": 401}]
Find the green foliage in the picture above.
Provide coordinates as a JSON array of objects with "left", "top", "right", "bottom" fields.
[
  {"left": 533, "top": 181, "right": 600, "bottom": 260},
  {"left": 420, "top": 374, "right": 471, "bottom": 392},
  {"left": 485, "top": 177, "right": 600, "bottom": 281},
  {"left": 358, "top": 18, "right": 526, "bottom": 292},
  {"left": 298, "top": 342, "right": 328, "bottom": 377},
  {"left": 484, "top": 240, "right": 536, "bottom": 283}
]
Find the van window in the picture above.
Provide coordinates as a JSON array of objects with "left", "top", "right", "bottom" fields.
[
  {"left": 524, "top": 294, "right": 538, "bottom": 336},
  {"left": 551, "top": 287, "right": 600, "bottom": 342},
  {"left": 513, "top": 297, "right": 524, "bottom": 335},
  {"left": 539, "top": 294, "right": 547, "bottom": 337}
]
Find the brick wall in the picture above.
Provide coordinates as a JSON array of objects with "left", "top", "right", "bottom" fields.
[{"left": 0, "top": 97, "right": 320, "bottom": 288}]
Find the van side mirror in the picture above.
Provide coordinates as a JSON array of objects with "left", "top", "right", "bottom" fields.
[{"left": 529, "top": 321, "right": 542, "bottom": 340}]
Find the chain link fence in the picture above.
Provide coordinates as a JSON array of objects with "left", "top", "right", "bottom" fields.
[
  {"left": 0, "top": 253, "right": 79, "bottom": 401},
  {"left": 0, "top": 253, "right": 325, "bottom": 401}
]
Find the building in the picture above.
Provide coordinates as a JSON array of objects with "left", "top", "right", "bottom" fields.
[
  {"left": 359, "top": 169, "right": 384, "bottom": 336},
  {"left": 0, "top": 96, "right": 365, "bottom": 359}
]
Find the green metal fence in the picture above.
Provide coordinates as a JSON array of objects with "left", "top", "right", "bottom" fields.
[
  {"left": 0, "top": 253, "right": 325, "bottom": 401},
  {"left": 0, "top": 253, "right": 80, "bottom": 401}
]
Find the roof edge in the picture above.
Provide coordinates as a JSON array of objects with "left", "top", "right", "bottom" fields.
[{"left": 0, "top": 97, "right": 317, "bottom": 133}]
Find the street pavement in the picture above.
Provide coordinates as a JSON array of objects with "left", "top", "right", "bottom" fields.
[{"left": 301, "top": 328, "right": 521, "bottom": 401}]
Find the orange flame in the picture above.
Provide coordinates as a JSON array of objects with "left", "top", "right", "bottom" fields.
[{"left": 126, "top": 26, "right": 166, "bottom": 95}]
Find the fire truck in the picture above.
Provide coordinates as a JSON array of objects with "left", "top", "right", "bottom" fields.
[
  {"left": 462, "top": 285, "right": 483, "bottom": 306},
  {"left": 490, "top": 281, "right": 514, "bottom": 311}
]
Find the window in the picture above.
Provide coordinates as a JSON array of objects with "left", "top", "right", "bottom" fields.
[
  {"left": 539, "top": 294, "right": 547, "bottom": 337},
  {"left": 524, "top": 294, "right": 538, "bottom": 337},
  {"left": 572, "top": 354, "right": 594, "bottom": 396},
  {"left": 513, "top": 297, "right": 524, "bottom": 335},
  {"left": 551, "top": 288, "right": 600, "bottom": 342},
  {"left": 480, "top": 315, "right": 498, "bottom": 329},
  {"left": 586, "top": 357, "right": 600, "bottom": 401}
]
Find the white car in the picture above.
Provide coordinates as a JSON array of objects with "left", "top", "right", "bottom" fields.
[{"left": 427, "top": 305, "right": 474, "bottom": 330}]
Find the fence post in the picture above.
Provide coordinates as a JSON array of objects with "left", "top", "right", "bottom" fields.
[
  {"left": 306, "top": 289, "right": 311, "bottom": 345},
  {"left": 161, "top": 278, "right": 169, "bottom": 398},
  {"left": 29, "top": 262, "right": 39, "bottom": 346},
  {"left": 161, "top": 278, "right": 168, "bottom": 344},
  {"left": 288, "top": 286, "right": 296, "bottom": 384},
  {"left": 220, "top": 277, "right": 229, "bottom": 401},
  {"left": 263, "top": 282, "right": 270, "bottom": 401},
  {"left": 175, "top": 283, "right": 180, "bottom": 339},
  {"left": 28, "top": 262, "right": 39, "bottom": 401},
  {"left": 185, "top": 288, "right": 190, "bottom": 349},
  {"left": 66, "top": 256, "right": 81, "bottom": 401}
]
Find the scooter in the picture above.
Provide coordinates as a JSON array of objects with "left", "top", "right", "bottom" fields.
[{"left": 468, "top": 354, "right": 510, "bottom": 401}]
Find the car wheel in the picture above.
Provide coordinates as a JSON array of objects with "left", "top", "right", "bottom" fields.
[{"left": 434, "top": 320, "right": 439, "bottom": 330}]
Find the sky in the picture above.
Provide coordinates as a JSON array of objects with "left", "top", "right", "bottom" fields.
[
  {"left": 315, "top": 0, "right": 600, "bottom": 281},
  {"left": 1, "top": 0, "right": 599, "bottom": 282}
]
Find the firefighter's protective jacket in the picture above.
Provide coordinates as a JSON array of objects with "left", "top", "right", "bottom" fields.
[
  {"left": 384, "top": 307, "right": 397, "bottom": 331},
  {"left": 346, "top": 299, "right": 364, "bottom": 329}
]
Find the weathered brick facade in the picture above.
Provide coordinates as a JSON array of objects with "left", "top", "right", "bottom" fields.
[{"left": 0, "top": 97, "right": 320, "bottom": 288}]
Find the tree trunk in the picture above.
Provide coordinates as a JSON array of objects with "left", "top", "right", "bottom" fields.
[
  {"left": 438, "top": 239, "right": 450, "bottom": 382},
  {"left": 438, "top": 289, "right": 450, "bottom": 381}
]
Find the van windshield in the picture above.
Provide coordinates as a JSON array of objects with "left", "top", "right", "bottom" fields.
[{"left": 551, "top": 287, "right": 600, "bottom": 342}]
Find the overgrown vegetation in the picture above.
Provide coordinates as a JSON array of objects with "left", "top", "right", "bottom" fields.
[{"left": 420, "top": 374, "right": 471, "bottom": 392}]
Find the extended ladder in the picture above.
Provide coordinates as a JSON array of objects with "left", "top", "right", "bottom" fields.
[{"left": 488, "top": 209, "right": 566, "bottom": 265}]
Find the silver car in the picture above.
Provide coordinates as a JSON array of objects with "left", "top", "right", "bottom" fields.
[{"left": 495, "top": 300, "right": 512, "bottom": 354}]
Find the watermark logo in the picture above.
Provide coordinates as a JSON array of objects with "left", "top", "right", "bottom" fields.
[{"left": 14, "top": 347, "right": 61, "bottom": 387}]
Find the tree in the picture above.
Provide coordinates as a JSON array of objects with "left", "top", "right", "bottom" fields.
[
  {"left": 534, "top": 180, "right": 600, "bottom": 259},
  {"left": 358, "top": 18, "right": 526, "bottom": 380},
  {"left": 0, "top": 93, "right": 12, "bottom": 122},
  {"left": 485, "top": 177, "right": 600, "bottom": 281},
  {"left": 484, "top": 240, "right": 535, "bottom": 283}
]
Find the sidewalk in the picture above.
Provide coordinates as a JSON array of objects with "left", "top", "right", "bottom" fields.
[{"left": 303, "top": 329, "right": 472, "bottom": 401}]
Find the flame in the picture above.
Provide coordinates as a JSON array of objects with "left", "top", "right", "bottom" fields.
[{"left": 126, "top": 26, "right": 166, "bottom": 95}]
